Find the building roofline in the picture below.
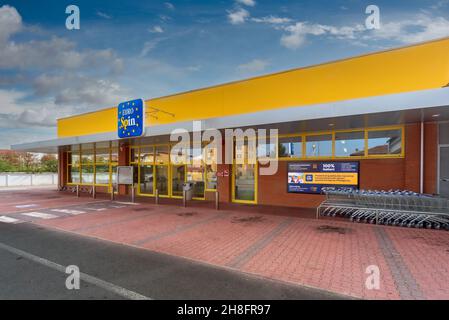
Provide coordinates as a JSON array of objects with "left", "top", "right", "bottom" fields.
[{"left": 56, "top": 36, "right": 449, "bottom": 122}]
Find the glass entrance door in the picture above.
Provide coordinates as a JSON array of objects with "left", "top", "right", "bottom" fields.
[
  {"left": 232, "top": 141, "right": 257, "bottom": 204},
  {"left": 171, "top": 165, "right": 185, "bottom": 198},
  {"left": 439, "top": 146, "right": 449, "bottom": 198},
  {"left": 233, "top": 164, "right": 257, "bottom": 203}
]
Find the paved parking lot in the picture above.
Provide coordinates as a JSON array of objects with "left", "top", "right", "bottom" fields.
[{"left": 1, "top": 189, "right": 449, "bottom": 300}]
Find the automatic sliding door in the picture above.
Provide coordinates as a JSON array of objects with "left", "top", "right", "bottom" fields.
[
  {"left": 172, "top": 165, "right": 185, "bottom": 197},
  {"left": 234, "top": 164, "right": 256, "bottom": 202}
]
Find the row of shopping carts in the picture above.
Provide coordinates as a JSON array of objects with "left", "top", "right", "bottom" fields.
[{"left": 317, "top": 188, "right": 449, "bottom": 230}]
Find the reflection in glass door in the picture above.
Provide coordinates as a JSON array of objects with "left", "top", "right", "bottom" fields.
[
  {"left": 187, "top": 164, "right": 205, "bottom": 199},
  {"left": 233, "top": 141, "right": 257, "bottom": 204},
  {"left": 156, "top": 165, "right": 169, "bottom": 196},
  {"left": 172, "top": 165, "right": 185, "bottom": 198},
  {"left": 139, "top": 165, "right": 154, "bottom": 195},
  {"left": 233, "top": 164, "right": 257, "bottom": 203}
]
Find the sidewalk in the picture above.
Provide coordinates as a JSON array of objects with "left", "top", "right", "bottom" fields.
[{"left": 31, "top": 199, "right": 449, "bottom": 300}]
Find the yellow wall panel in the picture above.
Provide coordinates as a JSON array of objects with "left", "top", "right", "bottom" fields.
[
  {"left": 58, "top": 38, "right": 449, "bottom": 138},
  {"left": 58, "top": 108, "right": 117, "bottom": 138}
]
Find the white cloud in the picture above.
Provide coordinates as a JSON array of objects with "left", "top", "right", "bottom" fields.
[
  {"left": 0, "top": 5, "right": 22, "bottom": 43},
  {"left": 140, "top": 39, "right": 163, "bottom": 57},
  {"left": 278, "top": 13, "right": 449, "bottom": 50},
  {"left": 96, "top": 11, "right": 112, "bottom": 19},
  {"left": 251, "top": 16, "right": 292, "bottom": 24},
  {"left": 236, "top": 0, "right": 256, "bottom": 7},
  {"left": 164, "top": 2, "right": 175, "bottom": 10},
  {"left": 237, "top": 59, "right": 269, "bottom": 74},
  {"left": 0, "top": 89, "right": 72, "bottom": 128},
  {"left": 227, "top": 8, "right": 250, "bottom": 25},
  {"left": 365, "top": 15, "right": 449, "bottom": 44},
  {"left": 149, "top": 25, "right": 164, "bottom": 33}
]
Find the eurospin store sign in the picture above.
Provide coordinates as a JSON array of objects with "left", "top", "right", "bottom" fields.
[{"left": 118, "top": 99, "right": 145, "bottom": 138}]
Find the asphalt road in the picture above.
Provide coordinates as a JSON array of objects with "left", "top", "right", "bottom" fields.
[{"left": 0, "top": 222, "right": 349, "bottom": 300}]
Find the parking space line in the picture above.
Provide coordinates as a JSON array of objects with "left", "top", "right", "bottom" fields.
[
  {"left": 0, "top": 241, "right": 151, "bottom": 300},
  {"left": 51, "top": 209, "right": 86, "bottom": 215},
  {"left": 0, "top": 216, "right": 22, "bottom": 224},
  {"left": 22, "top": 212, "right": 58, "bottom": 219}
]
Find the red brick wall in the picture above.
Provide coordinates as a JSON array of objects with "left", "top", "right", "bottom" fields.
[
  {"left": 58, "top": 148, "right": 67, "bottom": 188},
  {"left": 257, "top": 122, "right": 433, "bottom": 208}
]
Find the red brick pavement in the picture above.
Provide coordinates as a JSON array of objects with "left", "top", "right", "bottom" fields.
[{"left": 3, "top": 190, "right": 448, "bottom": 300}]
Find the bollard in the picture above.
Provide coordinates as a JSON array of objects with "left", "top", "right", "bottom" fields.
[
  {"left": 155, "top": 189, "right": 159, "bottom": 205},
  {"left": 111, "top": 185, "right": 115, "bottom": 201},
  {"left": 215, "top": 191, "right": 219, "bottom": 210},
  {"left": 92, "top": 185, "right": 96, "bottom": 199},
  {"left": 183, "top": 190, "right": 187, "bottom": 208},
  {"left": 76, "top": 185, "right": 80, "bottom": 198}
]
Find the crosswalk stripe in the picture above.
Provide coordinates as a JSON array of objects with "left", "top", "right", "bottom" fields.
[
  {"left": 0, "top": 216, "right": 22, "bottom": 224},
  {"left": 84, "top": 208, "right": 107, "bottom": 211},
  {"left": 51, "top": 209, "right": 86, "bottom": 215},
  {"left": 22, "top": 212, "right": 58, "bottom": 219}
]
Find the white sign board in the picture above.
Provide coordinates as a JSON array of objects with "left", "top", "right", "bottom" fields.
[{"left": 117, "top": 166, "right": 134, "bottom": 185}]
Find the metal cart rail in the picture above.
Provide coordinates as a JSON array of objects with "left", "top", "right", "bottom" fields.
[{"left": 317, "top": 188, "right": 449, "bottom": 230}]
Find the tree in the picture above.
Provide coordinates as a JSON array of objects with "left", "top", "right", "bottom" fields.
[{"left": 40, "top": 154, "right": 58, "bottom": 173}]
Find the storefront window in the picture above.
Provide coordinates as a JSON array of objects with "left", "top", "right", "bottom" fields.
[
  {"left": 171, "top": 165, "right": 185, "bottom": 197},
  {"left": 130, "top": 147, "right": 139, "bottom": 164},
  {"left": 95, "top": 165, "right": 110, "bottom": 185},
  {"left": 81, "top": 166, "right": 94, "bottom": 184},
  {"left": 278, "top": 136, "right": 302, "bottom": 158},
  {"left": 155, "top": 145, "right": 169, "bottom": 164},
  {"left": 81, "top": 144, "right": 94, "bottom": 164},
  {"left": 305, "top": 134, "right": 333, "bottom": 157},
  {"left": 111, "top": 148, "right": 118, "bottom": 163},
  {"left": 257, "top": 140, "right": 277, "bottom": 159},
  {"left": 171, "top": 144, "right": 189, "bottom": 165},
  {"left": 187, "top": 164, "right": 205, "bottom": 198},
  {"left": 140, "top": 165, "right": 154, "bottom": 195},
  {"left": 69, "top": 165, "right": 80, "bottom": 184},
  {"left": 156, "top": 165, "right": 169, "bottom": 195},
  {"left": 335, "top": 131, "right": 365, "bottom": 157},
  {"left": 140, "top": 146, "right": 154, "bottom": 164},
  {"left": 95, "top": 149, "right": 110, "bottom": 163},
  {"left": 368, "top": 129, "right": 402, "bottom": 156}
]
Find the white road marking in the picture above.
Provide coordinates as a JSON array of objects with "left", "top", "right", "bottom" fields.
[
  {"left": 51, "top": 209, "right": 86, "bottom": 215},
  {"left": 0, "top": 242, "right": 151, "bottom": 300},
  {"left": 0, "top": 216, "right": 22, "bottom": 224},
  {"left": 84, "top": 208, "right": 107, "bottom": 211},
  {"left": 114, "top": 202, "right": 140, "bottom": 206},
  {"left": 22, "top": 212, "right": 58, "bottom": 219},
  {"left": 15, "top": 204, "right": 38, "bottom": 209},
  {"left": 110, "top": 205, "right": 125, "bottom": 209}
]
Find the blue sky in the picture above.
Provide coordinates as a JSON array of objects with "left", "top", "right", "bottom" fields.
[{"left": 1, "top": 0, "right": 449, "bottom": 148}]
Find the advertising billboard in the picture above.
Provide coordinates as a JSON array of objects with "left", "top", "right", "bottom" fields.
[{"left": 287, "top": 162, "right": 359, "bottom": 194}]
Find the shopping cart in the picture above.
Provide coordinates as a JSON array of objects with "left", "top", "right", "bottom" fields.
[{"left": 317, "top": 188, "right": 449, "bottom": 230}]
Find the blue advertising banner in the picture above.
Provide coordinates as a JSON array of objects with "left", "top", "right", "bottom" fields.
[
  {"left": 287, "top": 162, "right": 359, "bottom": 194},
  {"left": 118, "top": 99, "right": 145, "bottom": 138}
]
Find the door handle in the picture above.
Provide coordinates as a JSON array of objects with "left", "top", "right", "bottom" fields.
[{"left": 441, "top": 178, "right": 449, "bottom": 182}]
